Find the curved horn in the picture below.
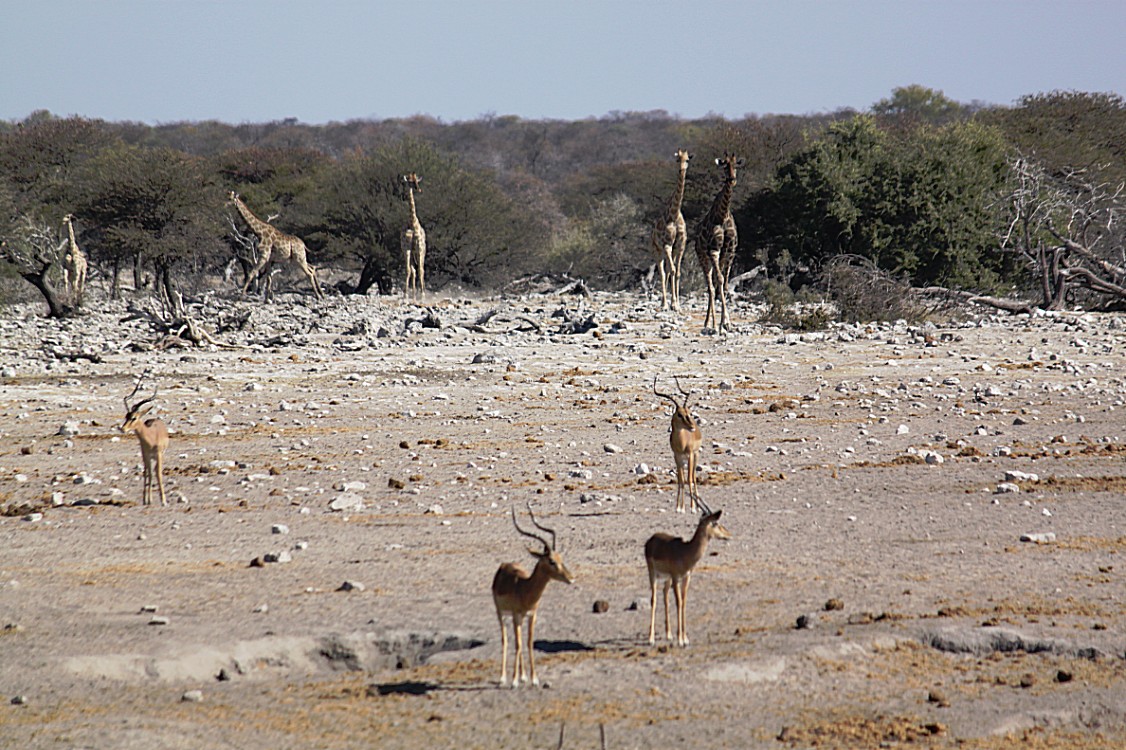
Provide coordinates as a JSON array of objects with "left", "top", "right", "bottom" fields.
[
  {"left": 525, "top": 501, "right": 559, "bottom": 551},
  {"left": 673, "top": 376, "right": 693, "bottom": 408},
  {"left": 511, "top": 505, "right": 551, "bottom": 552},
  {"left": 653, "top": 376, "right": 678, "bottom": 408}
]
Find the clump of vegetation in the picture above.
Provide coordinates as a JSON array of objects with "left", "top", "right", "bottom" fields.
[
  {"left": 819, "top": 255, "right": 928, "bottom": 323},
  {"left": 759, "top": 279, "right": 833, "bottom": 330}
]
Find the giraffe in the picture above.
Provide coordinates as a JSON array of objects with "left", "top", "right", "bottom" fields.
[
  {"left": 400, "top": 173, "right": 426, "bottom": 300},
  {"left": 692, "top": 154, "right": 743, "bottom": 333},
  {"left": 61, "top": 214, "right": 87, "bottom": 305},
  {"left": 228, "top": 192, "right": 323, "bottom": 302},
  {"left": 649, "top": 149, "right": 691, "bottom": 312}
]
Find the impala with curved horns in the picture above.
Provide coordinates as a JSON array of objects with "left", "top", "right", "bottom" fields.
[
  {"left": 654, "top": 375, "right": 704, "bottom": 513},
  {"left": 121, "top": 379, "right": 170, "bottom": 506},
  {"left": 491, "top": 503, "right": 575, "bottom": 687}
]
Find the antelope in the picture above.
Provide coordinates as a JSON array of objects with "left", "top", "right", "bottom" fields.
[
  {"left": 491, "top": 503, "right": 575, "bottom": 687},
  {"left": 644, "top": 497, "right": 732, "bottom": 647},
  {"left": 121, "top": 380, "right": 170, "bottom": 506},
  {"left": 654, "top": 376, "right": 703, "bottom": 513}
]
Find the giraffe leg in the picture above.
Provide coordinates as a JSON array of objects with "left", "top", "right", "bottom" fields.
[
  {"left": 416, "top": 245, "right": 425, "bottom": 300},
  {"left": 241, "top": 246, "right": 272, "bottom": 295}
]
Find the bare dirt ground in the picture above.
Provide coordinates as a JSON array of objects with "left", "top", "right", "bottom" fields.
[{"left": 1, "top": 288, "right": 1124, "bottom": 749}]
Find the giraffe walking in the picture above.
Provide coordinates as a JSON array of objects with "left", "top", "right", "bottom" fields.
[
  {"left": 228, "top": 192, "right": 323, "bottom": 302},
  {"left": 692, "top": 154, "right": 743, "bottom": 333},
  {"left": 400, "top": 173, "right": 427, "bottom": 301},
  {"left": 649, "top": 149, "right": 691, "bottom": 312},
  {"left": 61, "top": 214, "right": 87, "bottom": 306}
]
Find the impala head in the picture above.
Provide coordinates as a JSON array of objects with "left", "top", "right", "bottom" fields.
[
  {"left": 121, "top": 379, "right": 158, "bottom": 432},
  {"left": 696, "top": 497, "right": 732, "bottom": 541},
  {"left": 402, "top": 173, "right": 422, "bottom": 194},
  {"left": 511, "top": 503, "right": 575, "bottom": 584},
  {"left": 654, "top": 376, "right": 697, "bottom": 431}
]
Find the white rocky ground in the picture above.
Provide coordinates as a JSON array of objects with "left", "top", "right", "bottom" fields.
[{"left": 0, "top": 287, "right": 1124, "bottom": 749}]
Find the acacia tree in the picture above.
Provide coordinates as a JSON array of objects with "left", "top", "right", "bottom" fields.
[
  {"left": 745, "top": 116, "right": 1013, "bottom": 290},
  {"left": 73, "top": 144, "right": 225, "bottom": 314},
  {"left": 0, "top": 182, "right": 74, "bottom": 317}
]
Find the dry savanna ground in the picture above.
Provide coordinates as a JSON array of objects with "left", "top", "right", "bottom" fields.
[{"left": 1, "top": 288, "right": 1124, "bottom": 749}]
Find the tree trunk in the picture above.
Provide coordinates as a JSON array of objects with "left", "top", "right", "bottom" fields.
[{"left": 20, "top": 260, "right": 72, "bottom": 318}]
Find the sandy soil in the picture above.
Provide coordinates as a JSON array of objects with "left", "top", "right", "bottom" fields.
[{"left": 1, "top": 290, "right": 1124, "bottom": 749}]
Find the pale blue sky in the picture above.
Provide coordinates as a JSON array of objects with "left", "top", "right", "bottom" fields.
[{"left": 3, "top": 0, "right": 1123, "bottom": 124}]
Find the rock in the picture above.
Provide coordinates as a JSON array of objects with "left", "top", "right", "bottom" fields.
[
  {"left": 1019, "top": 532, "right": 1056, "bottom": 544},
  {"left": 263, "top": 550, "right": 292, "bottom": 564},
  {"left": 592, "top": 600, "right": 609, "bottom": 614},
  {"left": 10, "top": 695, "right": 27, "bottom": 706},
  {"left": 148, "top": 616, "right": 169, "bottom": 626},
  {"left": 824, "top": 598, "right": 844, "bottom": 611},
  {"left": 995, "top": 482, "right": 1021, "bottom": 494},
  {"left": 795, "top": 614, "right": 816, "bottom": 630},
  {"left": 181, "top": 690, "right": 203, "bottom": 703},
  {"left": 337, "top": 581, "right": 366, "bottom": 592},
  {"left": 603, "top": 443, "right": 623, "bottom": 454},
  {"left": 927, "top": 689, "right": 950, "bottom": 707},
  {"left": 57, "top": 421, "right": 80, "bottom": 437},
  {"left": 1004, "top": 470, "right": 1038, "bottom": 482},
  {"left": 328, "top": 493, "right": 364, "bottom": 511},
  {"left": 271, "top": 524, "right": 290, "bottom": 535}
]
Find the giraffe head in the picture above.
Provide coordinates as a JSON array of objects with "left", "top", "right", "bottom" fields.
[
  {"left": 228, "top": 190, "right": 241, "bottom": 204},
  {"left": 62, "top": 213, "right": 74, "bottom": 225},
  {"left": 715, "top": 153, "right": 744, "bottom": 185},
  {"left": 674, "top": 149, "right": 692, "bottom": 170},
  {"left": 402, "top": 173, "right": 422, "bottom": 194}
]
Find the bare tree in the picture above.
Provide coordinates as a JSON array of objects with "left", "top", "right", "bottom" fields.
[
  {"left": 1001, "top": 157, "right": 1126, "bottom": 311},
  {"left": 0, "top": 216, "right": 74, "bottom": 318}
]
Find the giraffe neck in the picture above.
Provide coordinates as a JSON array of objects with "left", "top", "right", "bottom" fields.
[
  {"left": 65, "top": 220, "right": 78, "bottom": 251},
  {"left": 709, "top": 177, "right": 736, "bottom": 223},
  {"left": 234, "top": 198, "right": 272, "bottom": 238},
  {"left": 407, "top": 188, "right": 419, "bottom": 225},
  {"left": 669, "top": 163, "right": 688, "bottom": 217}
]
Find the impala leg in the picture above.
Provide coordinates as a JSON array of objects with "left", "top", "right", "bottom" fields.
[
  {"left": 140, "top": 446, "right": 152, "bottom": 505},
  {"left": 678, "top": 575, "right": 692, "bottom": 646},
  {"left": 155, "top": 448, "right": 167, "bottom": 506},
  {"left": 687, "top": 447, "right": 699, "bottom": 513},
  {"left": 511, "top": 613, "right": 524, "bottom": 686},
  {"left": 497, "top": 611, "right": 509, "bottom": 687},
  {"left": 527, "top": 611, "right": 539, "bottom": 686},
  {"left": 648, "top": 573, "right": 659, "bottom": 645},
  {"left": 662, "top": 580, "right": 672, "bottom": 641},
  {"left": 674, "top": 454, "right": 687, "bottom": 513}
]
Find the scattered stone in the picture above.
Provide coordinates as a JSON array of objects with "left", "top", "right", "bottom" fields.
[
  {"left": 181, "top": 690, "right": 203, "bottom": 703},
  {"left": 927, "top": 689, "right": 950, "bottom": 707},
  {"left": 1055, "top": 669, "right": 1073, "bottom": 683},
  {"left": 271, "top": 524, "right": 290, "bottom": 535},
  {"left": 592, "top": 600, "right": 610, "bottom": 614},
  {"left": 57, "top": 421, "right": 80, "bottom": 437},
  {"left": 824, "top": 598, "right": 844, "bottom": 611},
  {"left": 329, "top": 493, "right": 364, "bottom": 511},
  {"left": 10, "top": 695, "right": 27, "bottom": 706},
  {"left": 387, "top": 478, "right": 406, "bottom": 490},
  {"left": 148, "top": 616, "right": 170, "bottom": 626},
  {"left": 1019, "top": 532, "right": 1056, "bottom": 544},
  {"left": 338, "top": 581, "right": 366, "bottom": 592},
  {"left": 603, "top": 443, "right": 623, "bottom": 454},
  {"left": 424, "top": 504, "right": 444, "bottom": 515},
  {"left": 795, "top": 614, "right": 816, "bottom": 630},
  {"left": 217, "top": 668, "right": 231, "bottom": 682},
  {"left": 262, "top": 551, "right": 292, "bottom": 564},
  {"left": 1004, "top": 470, "right": 1039, "bottom": 482},
  {"left": 995, "top": 482, "right": 1021, "bottom": 494}
]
